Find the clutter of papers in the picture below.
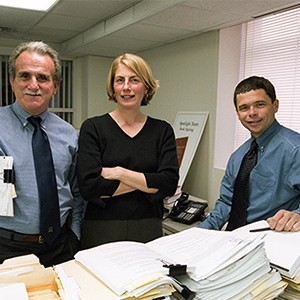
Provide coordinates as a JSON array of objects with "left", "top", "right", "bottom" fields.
[
  {"left": 0, "top": 254, "right": 60, "bottom": 299},
  {"left": 66, "top": 227, "right": 289, "bottom": 299},
  {"left": 234, "top": 220, "right": 300, "bottom": 300},
  {"left": 1, "top": 222, "right": 299, "bottom": 299}
]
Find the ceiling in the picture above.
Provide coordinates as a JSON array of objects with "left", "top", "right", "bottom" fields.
[{"left": 1, "top": 0, "right": 300, "bottom": 59}]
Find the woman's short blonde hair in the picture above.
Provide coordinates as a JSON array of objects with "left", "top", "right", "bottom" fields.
[{"left": 106, "top": 53, "right": 159, "bottom": 106}]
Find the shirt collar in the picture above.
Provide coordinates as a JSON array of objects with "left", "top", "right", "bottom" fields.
[
  {"left": 11, "top": 102, "right": 49, "bottom": 127},
  {"left": 256, "top": 119, "right": 281, "bottom": 148}
]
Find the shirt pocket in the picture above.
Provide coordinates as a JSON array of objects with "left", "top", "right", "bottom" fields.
[{"left": 249, "top": 168, "right": 276, "bottom": 210}]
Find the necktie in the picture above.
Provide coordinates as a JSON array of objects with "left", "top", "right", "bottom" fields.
[
  {"left": 226, "top": 139, "right": 258, "bottom": 231},
  {"left": 28, "top": 116, "right": 61, "bottom": 244}
]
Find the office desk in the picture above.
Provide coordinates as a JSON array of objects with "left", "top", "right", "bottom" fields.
[{"left": 163, "top": 195, "right": 208, "bottom": 235}]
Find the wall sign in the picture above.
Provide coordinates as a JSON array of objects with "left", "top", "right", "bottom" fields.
[{"left": 173, "top": 111, "right": 209, "bottom": 187}]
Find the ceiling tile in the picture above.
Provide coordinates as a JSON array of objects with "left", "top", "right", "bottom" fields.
[{"left": 0, "top": 0, "right": 300, "bottom": 57}]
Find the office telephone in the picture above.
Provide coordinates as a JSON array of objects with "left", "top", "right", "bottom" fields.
[{"left": 168, "top": 192, "right": 207, "bottom": 225}]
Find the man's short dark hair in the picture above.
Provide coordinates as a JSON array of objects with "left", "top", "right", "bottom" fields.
[{"left": 233, "top": 76, "right": 276, "bottom": 109}]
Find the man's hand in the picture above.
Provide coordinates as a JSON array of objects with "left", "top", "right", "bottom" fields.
[{"left": 267, "top": 210, "right": 300, "bottom": 232}]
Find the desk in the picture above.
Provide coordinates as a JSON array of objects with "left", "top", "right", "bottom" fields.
[{"left": 163, "top": 195, "right": 208, "bottom": 235}]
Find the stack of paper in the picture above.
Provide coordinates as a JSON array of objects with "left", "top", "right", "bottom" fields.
[
  {"left": 57, "top": 241, "right": 175, "bottom": 300},
  {"left": 234, "top": 220, "right": 300, "bottom": 300},
  {"left": 233, "top": 220, "right": 300, "bottom": 279},
  {"left": 277, "top": 266, "right": 300, "bottom": 299},
  {"left": 230, "top": 269, "right": 287, "bottom": 300},
  {"left": 173, "top": 245, "right": 284, "bottom": 299},
  {"left": 0, "top": 254, "right": 60, "bottom": 299},
  {"left": 55, "top": 259, "right": 174, "bottom": 300},
  {"left": 278, "top": 273, "right": 300, "bottom": 300},
  {"left": 147, "top": 228, "right": 283, "bottom": 300},
  {"left": 59, "top": 227, "right": 283, "bottom": 300}
]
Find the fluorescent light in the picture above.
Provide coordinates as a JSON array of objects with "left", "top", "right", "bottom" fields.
[{"left": 0, "top": 0, "right": 59, "bottom": 11}]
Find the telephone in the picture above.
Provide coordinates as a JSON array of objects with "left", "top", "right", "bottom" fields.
[{"left": 168, "top": 192, "right": 207, "bottom": 225}]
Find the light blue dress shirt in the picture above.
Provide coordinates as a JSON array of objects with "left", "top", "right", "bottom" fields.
[
  {"left": 0, "top": 102, "right": 84, "bottom": 237},
  {"left": 200, "top": 120, "right": 300, "bottom": 230}
]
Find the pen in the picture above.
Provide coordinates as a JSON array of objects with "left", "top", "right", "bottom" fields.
[{"left": 249, "top": 227, "right": 272, "bottom": 232}]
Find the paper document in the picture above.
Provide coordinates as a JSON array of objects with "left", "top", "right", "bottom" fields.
[
  {"left": 0, "top": 254, "right": 58, "bottom": 295},
  {"left": 147, "top": 227, "right": 265, "bottom": 281},
  {"left": 0, "top": 283, "right": 28, "bottom": 300},
  {"left": 55, "top": 259, "right": 174, "bottom": 300},
  {"left": 0, "top": 156, "right": 14, "bottom": 216},
  {"left": 234, "top": 220, "right": 300, "bottom": 278},
  {"left": 75, "top": 241, "right": 171, "bottom": 296},
  {"left": 74, "top": 227, "right": 265, "bottom": 296}
]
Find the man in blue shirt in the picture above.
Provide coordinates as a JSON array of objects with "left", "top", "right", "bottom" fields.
[
  {"left": 200, "top": 76, "right": 300, "bottom": 232},
  {"left": 0, "top": 41, "right": 84, "bottom": 267}
]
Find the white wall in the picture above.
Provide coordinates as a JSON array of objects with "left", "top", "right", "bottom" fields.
[{"left": 214, "top": 25, "right": 242, "bottom": 170}]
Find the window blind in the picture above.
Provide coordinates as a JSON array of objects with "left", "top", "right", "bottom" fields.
[{"left": 235, "top": 7, "right": 300, "bottom": 149}]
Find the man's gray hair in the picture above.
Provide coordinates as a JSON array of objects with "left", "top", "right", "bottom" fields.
[{"left": 8, "top": 41, "right": 62, "bottom": 84}]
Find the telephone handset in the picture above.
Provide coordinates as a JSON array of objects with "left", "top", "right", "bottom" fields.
[{"left": 169, "top": 192, "right": 207, "bottom": 225}]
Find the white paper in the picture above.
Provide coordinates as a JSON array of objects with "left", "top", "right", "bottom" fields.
[
  {"left": 0, "top": 156, "right": 14, "bottom": 216},
  {"left": 0, "top": 283, "right": 28, "bottom": 300},
  {"left": 147, "top": 227, "right": 265, "bottom": 281},
  {"left": 54, "top": 265, "right": 80, "bottom": 300},
  {"left": 75, "top": 241, "right": 170, "bottom": 296},
  {"left": 234, "top": 220, "right": 300, "bottom": 278},
  {"left": 75, "top": 228, "right": 265, "bottom": 296}
]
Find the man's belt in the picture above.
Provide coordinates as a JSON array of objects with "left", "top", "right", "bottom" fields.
[{"left": 0, "top": 227, "right": 46, "bottom": 243}]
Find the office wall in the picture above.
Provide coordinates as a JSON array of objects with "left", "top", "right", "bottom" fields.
[
  {"left": 73, "top": 30, "right": 224, "bottom": 208},
  {"left": 140, "top": 31, "right": 223, "bottom": 207},
  {"left": 73, "top": 55, "right": 114, "bottom": 127}
]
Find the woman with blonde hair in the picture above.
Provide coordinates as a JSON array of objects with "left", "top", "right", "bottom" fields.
[{"left": 77, "top": 53, "right": 179, "bottom": 248}]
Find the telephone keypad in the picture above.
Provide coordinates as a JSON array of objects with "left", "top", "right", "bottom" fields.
[{"left": 169, "top": 195, "right": 208, "bottom": 224}]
